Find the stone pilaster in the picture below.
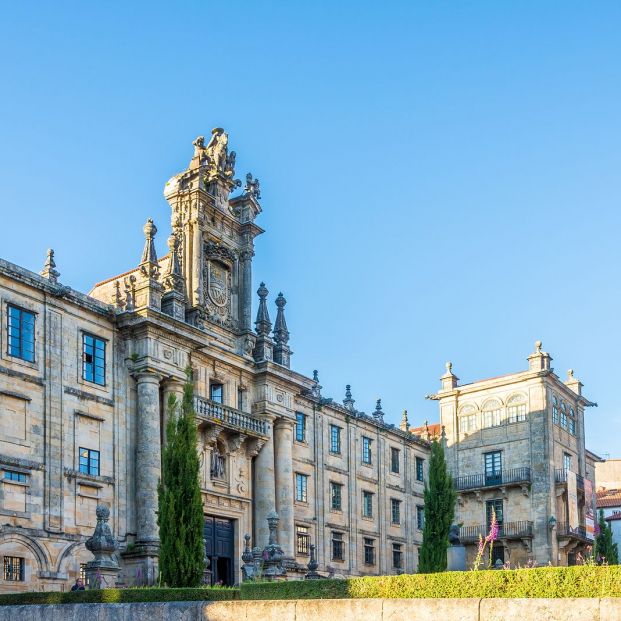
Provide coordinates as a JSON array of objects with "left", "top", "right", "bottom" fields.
[
  {"left": 162, "top": 377, "right": 185, "bottom": 445},
  {"left": 253, "top": 418, "right": 276, "bottom": 548},
  {"left": 134, "top": 371, "right": 162, "bottom": 545},
  {"left": 239, "top": 249, "right": 254, "bottom": 332},
  {"left": 273, "top": 418, "right": 295, "bottom": 558}
]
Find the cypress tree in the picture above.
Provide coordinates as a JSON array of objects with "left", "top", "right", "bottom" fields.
[
  {"left": 157, "top": 370, "right": 205, "bottom": 587},
  {"left": 595, "top": 508, "right": 619, "bottom": 565},
  {"left": 418, "top": 438, "right": 456, "bottom": 573}
]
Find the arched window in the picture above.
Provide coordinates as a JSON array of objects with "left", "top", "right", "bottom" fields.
[
  {"left": 482, "top": 399, "right": 503, "bottom": 428},
  {"left": 560, "top": 400, "right": 568, "bottom": 430},
  {"left": 552, "top": 396, "right": 559, "bottom": 425},
  {"left": 507, "top": 394, "right": 527, "bottom": 424},
  {"left": 568, "top": 407, "right": 576, "bottom": 436},
  {"left": 458, "top": 404, "right": 477, "bottom": 433}
]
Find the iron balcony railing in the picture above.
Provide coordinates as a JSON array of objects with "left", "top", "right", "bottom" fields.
[
  {"left": 454, "top": 467, "right": 531, "bottom": 492},
  {"left": 194, "top": 396, "right": 268, "bottom": 437},
  {"left": 556, "top": 522, "right": 592, "bottom": 541},
  {"left": 554, "top": 469, "right": 585, "bottom": 491},
  {"left": 460, "top": 520, "right": 534, "bottom": 542}
]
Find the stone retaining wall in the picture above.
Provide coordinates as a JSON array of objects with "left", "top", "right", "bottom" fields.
[{"left": 1, "top": 598, "right": 620, "bottom": 621}]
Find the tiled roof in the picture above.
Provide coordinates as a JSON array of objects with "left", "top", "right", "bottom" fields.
[
  {"left": 605, "top": 513, "right": 621, "bottom": 522},
  {"left": 596, "top": 489, "right": 621, "bottom": 508},
  {"left": 410, "top": 422, "right": 442, "bottom": 439}
]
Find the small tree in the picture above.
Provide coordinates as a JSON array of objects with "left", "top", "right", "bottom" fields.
[
  {"left": 595, "top": 509, "right": 619, "bottom": 565},
  {"left": 418, "top": 438, "right": 456, "bottom": 573},
  {"left": 158, "top": 370, "right": 205, "bottom": 587}
]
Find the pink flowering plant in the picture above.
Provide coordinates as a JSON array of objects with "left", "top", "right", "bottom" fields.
[{"left": 472, "top": 508, "right": 499, "bottom": 570}]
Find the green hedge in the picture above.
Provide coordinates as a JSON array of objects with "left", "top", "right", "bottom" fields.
[
  {"left": 0, "top": 586, "right": 239, "bottom": 606},
  {"left": 241, "top": 565, "right": 621, "bottom": 600}
]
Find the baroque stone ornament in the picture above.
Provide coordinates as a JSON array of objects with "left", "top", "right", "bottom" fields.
[
  {"left": 140, "top": 218, "right": 160, "bottom": 280},
  {"left": 244, "top": 172, "right": 261, "bottom": 200},
  {"left": 373, "top": 399, "right": 384, "bottom": 422},
  {"left": 305, "top": 543, "right": 320, "bottom": 580},
  {"left": 84, "top": 505, "right": 120, "bottom": 588},
  {"left": 40, "top": 249, "right": 60, "bottom": 283},
  {"left": 261, "top": 511, "right": 287, "bottom": 580},
  {"left": 343, "top": 384, "right": 356, "bottom": 411}
]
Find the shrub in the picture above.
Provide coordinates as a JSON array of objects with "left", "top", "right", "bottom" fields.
[
  {"left": 240, "top": 565, "right": 621, "bottom": 600},
  {"left": 0, "top": 587, "right": 239, "bottom": 606}
]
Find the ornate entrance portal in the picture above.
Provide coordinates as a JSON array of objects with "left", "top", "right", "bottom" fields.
[{"left": 204, "top": 516, "right": 235, "bottom": 585}]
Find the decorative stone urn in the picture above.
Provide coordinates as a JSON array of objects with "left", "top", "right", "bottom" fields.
[
  {"left": 84, "top": 505, "right": 120, "bottom": 588},
  {"left": 261, "top": 511, "right": 287, "bottom": 580}
]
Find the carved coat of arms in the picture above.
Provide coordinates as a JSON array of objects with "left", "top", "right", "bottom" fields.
[{"left": 207, "top": 263, "right": 229, "bottom": 308}]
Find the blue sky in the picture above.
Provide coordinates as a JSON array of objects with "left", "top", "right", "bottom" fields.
[{"left": 1, "top": 2, "right": 620, "bottom": 456}]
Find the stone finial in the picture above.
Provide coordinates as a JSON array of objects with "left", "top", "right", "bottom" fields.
[
  {"left": 254, "top": 283, "right": 272, "bottom": 336},
  {"left": 441, "top": 361, "right": 459, "bottom": 391},
  {"left": 261, "top": 511, "right": 287, "bottom": 580},
  {"left": 568, "top": 369, "right": 574, "bottom": 379},
  {"left": 140, "top": 218, "right": 160, "bottom": 280},
  {"left": 40, "top": 249, "right": 60, "bottom": 283},
  {"left": 245, "top": 173, "right": 261, "bottom": 200},
  {"left": 162, "top": 232, "right": 184, "bottom": 294},
  {"left": 400, "top": 409, "right": 410, "bottom": 432},
  {"left": 273, "top": 292, "right": 291, "bottom": 368},
  {"left": 374, "top": 399, "right": 384, "bottom": 422},
  {"left": 527, "top": 339, "right": 552, "bottom": 372},
  {"left": 310, "top": 370, "right": 322, "bottom": 399},
  {"left": 565, "top": 368, "right": 583, "bottom": 396},
  {"left": 535, "top": 340, "right": 542, "bottom": 353},
  {"left": 84, "top": 504, "right": 120, "bottom": 588},
  {"left": 343, "top": 385, "right": 356, "bottom": 411},
  {"left": 305, "top": 544, "right": 320, "bottom": 580}
]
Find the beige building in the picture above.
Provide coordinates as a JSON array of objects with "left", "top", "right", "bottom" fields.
[
  {"left": 0, "top": 129, "right": 429, "bottom": 592},
  {"left": 428, "top": 343, "right": 598, "bottom": 567}
]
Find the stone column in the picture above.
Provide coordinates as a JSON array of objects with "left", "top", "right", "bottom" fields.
[
  {"left": 240, "top": 250, "right": 254, "bottom": 331},
  {"left": 192, "top": 222, "right": 202, "bottom": 307},
  {"left": 162, "top": 377, "right": 186, "bottom": 445},
  {"left": 135, "top": 371, "right": 162, "bottom": 545},
  {"left": 274, "top": 418, "right": 295, "bottom": 559},
  {"left": 253, "top": 419, "right": 276, "bottom": 548}
]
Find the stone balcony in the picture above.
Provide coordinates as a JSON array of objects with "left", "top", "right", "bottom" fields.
[
  {"left": 459, "top": 520, "right": 534, "bottom": 543},
  {"left": 194, "top": 396, "right": 269, "bottom": 438},
  {"left": 454, "top": 467, "right": 531, "bottom": 493}
]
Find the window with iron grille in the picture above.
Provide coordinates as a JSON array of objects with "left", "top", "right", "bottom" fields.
[
  {"left": 416, "top": 457, "right": 424, "bottom": 482},
  {"left": 390, "top": 447, "right": 400, "bottom": 474},
  {"left": 392, "top": 543, "right": 403, "bottom": 569},
  {"left": 210, "top": 383, "right": 223, "bottom": 404},
  {"left": 295, "top": 473, "right": 308, "bottom": 502},
  {"left": 79, "top": 447, "right": 100, "bottom": 476},
  {"left": 3, "top": 471, "right": 26, "bottom": 483},
  {"left": 362, "top": 491, "right": 373, "bottom": 518},
  {"left": 82, "top": 334, "right": 106, "bottom": 385},
  {"left": 416, "top": 505, "right": 425, "bottom": 530},
  {"left": 391, "top": 498, "right": 401, "bottom": 525},
  {"left": 295, "top": 412, "right": 306, "bottom": 443},
  {"left": 3, "top": 556, "right": 24, "bottom": 581},
  {"left": 330, "top": 425, "right": 341, "bottom": 454},
  {"left": 331, "top": 532, "right": 344, "bottom": 561},
  {"left": 296, "top": 525, "right": 310, "bottom": 555},
  {"left": 79, "top": 563, "right": 87, "bottom": 582},
  {"left": 7, "top": 305, "right": 35, "bottom": 362},
  {"left": 330, "top": 481, "right": 343, "bottom": 511},
  {"left": 363, "top": 538, "right": 375, "bottom": 565},
  {"left": 362, "top": 437, "right": 372, "bottom": 464}
]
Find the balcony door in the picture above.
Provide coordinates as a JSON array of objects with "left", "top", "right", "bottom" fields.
[{"left": 484, "top": 451, "right": 502, "bottom": 486}]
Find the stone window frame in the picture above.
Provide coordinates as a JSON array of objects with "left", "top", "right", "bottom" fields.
[
  {"left": 362, "top": 490, "right": 374, "bottom": 519},
  {"left": 0, "top": 297, "right": 39, "bottom": 372},
  {"left": 0, "top": 390, "right": 31, "bottom": 448},
  {"left": 415, "top": 456, "right": 425, "bottom": 482},
  {"left": 0, "top": 464, "right": 32, "bottom": 519},
  {"left": 295, "top": 524, "right": 310, "bottom": 556},
  {"left": 416, "top": 505, "right": 425, "bottom": 530},
  {"left": 552, "top": 395, "right": 559, "bottom": 425},
  {"left": 392, "top": 542, "right": 403, "bottom": 570},
  {"left": 329, "top": 480, "right": 343, "bottom": 512},
  {"left": 294, "top": 412, "right": 307, "bottom": 444},
  {"left": 2, "top": 556, "right": 25, "bottom": 581},
  {"left": 6, "top": 304, "right": 36, "bottom": 363},
  {"left": 481, "top": 398, "right": 503, "bottom": 429},
  {"left": 75, "top": 326, "right": 110, "bottom": 393},
  {"left": 209, "top": 382, "right": 224, "bottom": 404},
  {"left": 390, "top": 447, "right": 400, "bottom": 474},
  {"left": 363, "top": 537, "right": 376, "bottom": 566},
  {"left": 362, "top": 436, "right": 373, "bottom": 465},
  {"left": 458, "top": 404, "right": 478, "bottom": 434},
  {"left": 329, "top": 424, "right": 342, "bottom": 455},
  {"left": 295, "top": 472, "right": 308, "bottom": 503},
  {"left": 331, "top": 531, "right": 345, "bottom": 561},
  {"left": 506, "top": 393, "right": 528, "bottom": 424}
]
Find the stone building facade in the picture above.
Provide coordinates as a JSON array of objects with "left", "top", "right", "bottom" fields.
[
  {"left": 0, "top": 129, "right": 429, "bottom": 592},
  {"left": 428, "top": 343, "right": 598, "bottom": 567}
]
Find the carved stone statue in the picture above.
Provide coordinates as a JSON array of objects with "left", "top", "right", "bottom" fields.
[
  {"left": 205, "top": 128, "right": 228, "bottom": 173},
  {"left": 448, "top": 523, "right": 461, "bottom": 545}
]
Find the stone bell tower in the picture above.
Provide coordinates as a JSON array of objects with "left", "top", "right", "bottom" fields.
[{"left": 163, "top": 128, "right": 264, "bottom": 353}]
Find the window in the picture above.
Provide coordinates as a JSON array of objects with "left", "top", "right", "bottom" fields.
[
  {"left": 330, "top": 425, "right": 341, "bottom": 454},
  {"left": 460, "top": 414, "right": 477, "bottom": 433},
  {"left": 79, "top": 448, "right": 100, "bottom": 476},
  {"left": 295, "top": 412, "right": 306, "bottom": 443},
  {"left": 362, "top": 437, "right": 372, "bottom": 464},
  {"left": 491, "top": 545, "right": 505, "bottom": 567},
  {"left": 552, "top": 396, "right": 559, "bottom": 424},
  {"left": 7, "top": 305, "right": 35, "bottom": 362},
  {"left": 82, "top": 334, "right": 105, "bottom": 385},
  {"left": 296, "top": 525, "right": 310, "bottom": 555},
  {"left": 486, "top": 498, "right": 504, "bottom": 527},
  {"left": 392, "top": 543, "right": 403, "bottom": 570},
  {"left": 363, "top": 538, "right": 375, "bottom": 565},
  {"left": 79, "top": 563, "right": 87, "bottom": 583},
  {"left": 330, "top": 482, "right": 343, "bottom": 511},
  {"left": 416, "top": 457, "right": 424, "bottom": 482},
  {"left": 295, "top": 473, "right": 308, "bottom": 502},
  {"left": 569, "top": 418, "right": 576, "bottom": 436},
  {"left": 209, "top": 383, "right": 223, "bottom": 404},
  {"left": 3, "top": 471, "right": 26, "bottom": 483},
  {"left": 391, "top": 498, "right": 401, "bottom": 525},
  {"left": 3, "top": 556, "right": 24, "bottom": 581},
  {"left": 390, "top": 447, "right": 400, "bottom": 474},
  {"left": 331, "top": 531, "right": 344, "bottom": 561},
  {"left": 237, "top": 387, "right": 244, "bottom": 411},
  {"left": 482, "top": 400, "right": 502, "bottom": 428},
  {"left": 563, "top": 453, "right": 572, "bottom": 473},
  {"left": 416, "top": 505, "right": 425, "bottom": 530},
  {"left": 507, "top": 395, "right": 527, "bottom": 423},
  {"left": 484, "top": 451, "right": 502, "bottom": 485},
  {"left": 560, "top": 401, "right": 568, "bottom": 430},
  {"left": 362, "top": 491, "right": 373, "bottom": 518}
]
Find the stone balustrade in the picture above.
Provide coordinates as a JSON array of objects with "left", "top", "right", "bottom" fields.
[{"left": 194, "top": 396, "right": 268, "bottom": 437}]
